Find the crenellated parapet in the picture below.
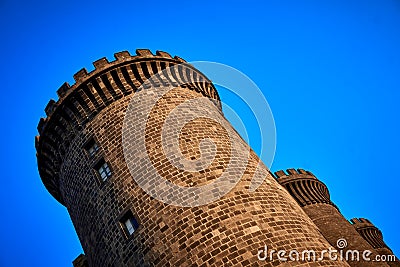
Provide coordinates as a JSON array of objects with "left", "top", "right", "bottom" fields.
[
  {"left": 35, "top": 49, "right": 220, "bottom": 205},
  {"left": 350, "top": 218, "right": 390, "bottom": 250},
  {"left": 276, "top": 170, "right": 394, "bottom": 266},
  {"left": 274, "top": 168, "right": 335, "bottom": 207}
]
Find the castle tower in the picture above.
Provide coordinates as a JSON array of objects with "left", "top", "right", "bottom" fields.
[
  {"left": 35, "top": 49, "right": 350, "bottom": 266},
  {"left": 350, "top": 218, "right": 400, "bottom": 267},
  {"left": 275, "top": 168, "right": 389, "bottom": 267}
]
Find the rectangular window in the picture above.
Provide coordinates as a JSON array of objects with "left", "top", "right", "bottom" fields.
[
  {"left": 84, "top": 138, "right": 99, "bottom": 157},
  {"left": 88, "top": 143, "right": 99, "bottom": 157},
  {"left": 96, "top": 160, "right": 112, "bottom": 181},
  {"left": 124, "top": 217, "right": 139, "bottom": 235},
  {"left": 120, "top": 210, "right": 140, "bottom": 238}
]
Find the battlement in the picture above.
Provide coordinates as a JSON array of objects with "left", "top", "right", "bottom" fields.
[
  {"left": 35, "top": 49, "right": 221, "bottom": 205},
  {"left": 56, "top": 49, "right": 185, "bottom": 99},
  {"left": 350, "top": 218, "right": 389, "bottom": 250},
  {"left": 274, "top": 168, "right": 334, "bottom": 207},
  {"left": 273, "top": 168, "right": 320, "bottom": 186},
  {"left": 350, "top": 218, "right": 373, "bottom": 228},
  {"left": 273, "top": 168, "right": 316, "bottom": 179},
  {"left": 43, "top": 49, "right": 217, "bottom": 119}
]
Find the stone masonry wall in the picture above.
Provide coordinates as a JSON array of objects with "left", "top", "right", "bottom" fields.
[{"left": 37, "top": 50, "right": 350, "bottom": 266}]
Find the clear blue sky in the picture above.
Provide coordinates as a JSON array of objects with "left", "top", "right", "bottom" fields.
[{"left": 1, "top": 1, "right": 399, "bottom": 266}]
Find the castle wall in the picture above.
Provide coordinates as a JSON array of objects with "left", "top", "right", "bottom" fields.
[
  {"left": 351, "top": 218, "right": 400, "bottom": 267},
  {"left": 276, "top": 169, "right": 389, "bottom": 267},
  {"left": 36, "top": 50, "right": 349, "bottom": 266}
]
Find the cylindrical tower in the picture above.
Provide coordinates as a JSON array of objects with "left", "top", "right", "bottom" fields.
[
  {"left": 351, "top": 218, "right": 400, "bottom": 267},
  {"left": 275, "top": 168, "right": 389, "bottom": 267},
  {"left": 36, "top": 49, "right": 349, "bottom": 266}
]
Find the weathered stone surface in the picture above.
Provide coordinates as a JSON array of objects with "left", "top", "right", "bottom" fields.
[{"left": 37, "top": 49, "right": 390, "bottom": 267}]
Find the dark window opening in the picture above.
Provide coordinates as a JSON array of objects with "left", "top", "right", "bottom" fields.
[
  {"left": 120, "top": 210, "right": 140, "bottom": 237},
  {"left": 95, "top": 159, "right": 112, "bottom": 181},
  {"left": 84, "top": 138, "right": 99, "bottom": 157}
]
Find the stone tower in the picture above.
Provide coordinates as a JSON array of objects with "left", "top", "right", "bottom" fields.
[
  {"left": 351, "top": 218, "right": 400, "bottom": 267},
  {"left": 275, "top": 169, "right": 399, "bottom": 267},
  {"left": 35, "top": 49, "right": 395, "bottom": 266}
]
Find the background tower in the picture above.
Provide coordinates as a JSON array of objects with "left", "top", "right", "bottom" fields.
[
  {"left": 35, "top": 49, "right": 348, "bottom": 266},
  {"left": 351, "top": 218, "right": 400, "bottom": 267},
  {"left": 275, "top": 168, "right": 389, "bottom": 267}
]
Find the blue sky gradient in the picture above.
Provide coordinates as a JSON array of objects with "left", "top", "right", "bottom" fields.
[{"left": 1, "top": 1, "right": 399, "bottom": 266}]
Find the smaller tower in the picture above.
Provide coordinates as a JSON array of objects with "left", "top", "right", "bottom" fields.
[
  {"left": 275, "top": 168, "right": 389, "bottom": 267},
  {"left": 351, "top": 218, "right": 400, "bottom": 267}
]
